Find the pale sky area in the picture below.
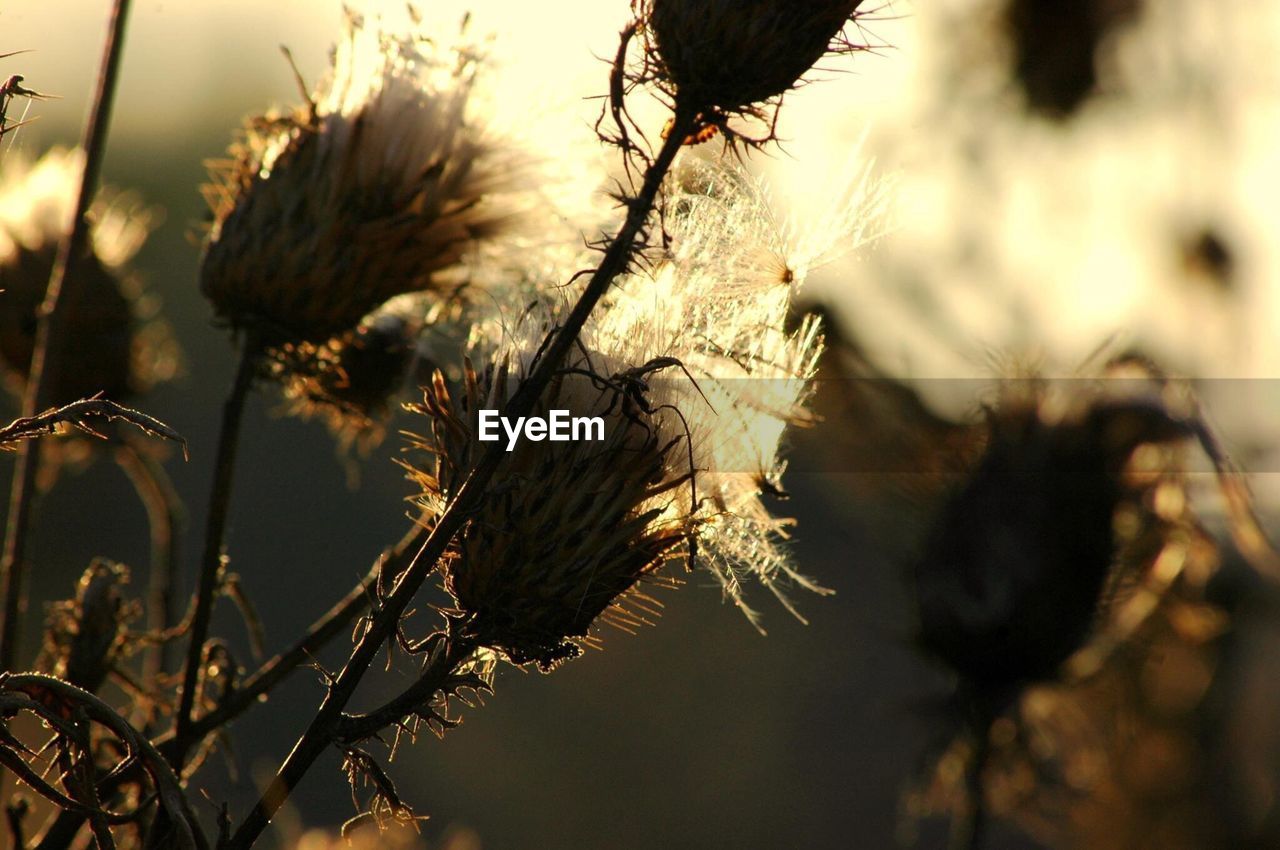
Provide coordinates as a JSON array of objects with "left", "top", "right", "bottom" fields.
[{"left": 2, "top": 1, "right": 912, "bottom": 146}]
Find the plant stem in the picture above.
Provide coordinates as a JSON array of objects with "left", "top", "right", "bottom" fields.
[
  {"left": 951, "top": 698, "right": 991, "bottom": 850},
  {"left": 950, "top": 746, "right": 988, "bottom": 850},
  {"left": 114, "top": 438, "right": 185, "bottom": 694},
  {"left": 159, "top": 522, "right": 427, "bottom": 763},
  {"left": 33, "top": 526, "right": 426, "bottom": 849},
  {"left": 0, "top": 0, "right": 133, "bottom": 671},
  {"left": 172, "top": 336, "right": 258, "bottom": 765},
  {"left": 333, "top": 634, "right": 476, "bottom": 742},
  {"left": 226, "top": 102, "right": 698, "bottom": 850}
]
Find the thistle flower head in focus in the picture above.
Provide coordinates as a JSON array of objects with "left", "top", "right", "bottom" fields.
[
  {"left": 404, "top": 160, "right": 887, "bottom": 660},
  {"left": 598, "top": 160, "right": 899, "bottom": 621},
  {"left": 633, "top": 0, "right": 874, "bottom": 143},
  {"left": 0, "top": 147, "right": 176, "bottom": 405},
  {"left": 199, "top": 8, "right": 531, "bottom": 345},
  {"left": 407, "top": 323, "right": 693, "bottom": 671}
]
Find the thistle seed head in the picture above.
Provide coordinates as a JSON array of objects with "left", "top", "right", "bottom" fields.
[
  {"left": 636, "top": 0, "right": 870, "bottom": 117},
  {"left": 0, "top": 148, "right": 174, "bottom": 404},
  {"left": 1006, "top": 0, "right": 1145, "bottom": 119},
  {"left": 407, "top": 340, "right": 692, "bottom": 671},
  {"left": 200, "top": 9, "right": 528, "bottom": 343},
  {"left": 909, "top": 374, "right": 1245, "bottom": 848},
  {"left": 913, "top": 380, "right": 1194, "bottom": 696},
  {"left": 599, "top": 162, "right": 892, "bottom": 621},
  {"left": 402, "top": 159, "right": 876, "bottom": 652}
]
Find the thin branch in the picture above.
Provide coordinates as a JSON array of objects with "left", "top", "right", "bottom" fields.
[
  {"left": 0, "top": 72, "right": 56, "bottom": 146},
  {"left": 29, "top": 525, "right": 430, "bottom": 850},
  {"left": 113, "top": 438, "right": 186, "bottom": 716},
  {"left": 333, "top": 634, "right": 477, "bottom": 743},
  {"left": 0, "top": 397, "right": 186, "bottom": 451},
  {"left": 157, "top": 523, "right": 428, "bottom": 763},
  {"left": 0, "top": 673, "right": 208, "bottom": 850},
  {"left": 950, "top": 695, "right": 992, "bottom": 850},
  {"left": 172, "top": 335, "right": 259, "bottom": 766},
  {"left": 0, "top": 0, "right": 134, "bottom": 671},
  {"left": 5, "top": 797, "right": 29, "bottom": 849},
  {"left": 226, "top": 81, "right": 699, "bottom": 850}
]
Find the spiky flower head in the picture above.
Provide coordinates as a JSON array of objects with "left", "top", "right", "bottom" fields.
[
  {"left": 635, "top": 0, "right": 870, "bottom": 121},
  {"left": 408, "top": 333, "right": 692, "bottom": 671},
  {"left": 200, "top": 9, "right": 528, "bottom": 344},
  {"left": 404, "top": 161, "right": 879, "bottom": 666},
  {"left": 0, "top": 148, "right": 174, "bottom": 404}
]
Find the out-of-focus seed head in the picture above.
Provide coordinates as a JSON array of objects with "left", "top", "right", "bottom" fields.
[
  {"left": 1005, "top": 0, "right": 1145, "bottom": 119},
  {"left": 275, "top": 307, "right": 420, "bottom": 452},
  {"left": 0, "top": 148, "right": 174, "bottom": 405},
  {"left": 908, "top": 378, "right": 1252, "bottom": 847},
  {"left": 636, "top": 0, "right": 869, "bottom": 117},
  {"left": 407, "top": 342, "right": 692, "bottom": 671},
  {"left": 0, "top": 241, "right": 130, "bottom": 401},
  {"left": 200, "top": 9, "right": 528, "bottom": 343},
  {"left": 913, "top": 383, "right": 1193, "bottom": 697}
]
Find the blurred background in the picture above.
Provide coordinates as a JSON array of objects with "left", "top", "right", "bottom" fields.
[{"left": 2, "top": 0, "right": 1278, "bottom": 847}]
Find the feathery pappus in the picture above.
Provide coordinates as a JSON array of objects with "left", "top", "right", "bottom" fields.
[
  {"left": 199, "top": 8, "right": 535, "bottom": 345},
  {"left": 404, "top": 158, "right": 888, "bottom": 667}
]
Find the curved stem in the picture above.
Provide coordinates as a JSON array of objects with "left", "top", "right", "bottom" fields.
[
  {"left": 172, "top": 336, "right": 258, "bottom": 765},
  {"left": 2, "top": 674, "right": 209, "bottom": 850},
  {"left": 33, "top": 525, "right": 426, "bottom": 850},
  {"left": 0, "top": 0, "right": 133, "bottom": 672},
  {"left": 114, "top": 439, "right": 185, "bottom": 693},
  {"left": 226, "top": 100, "right": 698, "bottom": 850}
]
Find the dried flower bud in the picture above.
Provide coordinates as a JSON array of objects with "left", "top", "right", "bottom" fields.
[
  {"left": 913, "top": 390, "right": 1192, "bottom": 695},
  {"left": 0, "top": 148, "right": 173, "bottom": 404},
  {"left": 408, "top": 345, "right": 692, "bottom": 671},
  {"left": 275, "top": 308, "right": 420, "bottom": 451},
  {"left": 40, "top": 559, "right": 135, "bottom": 693},
  {"left": 637, "top": 0, "right": 869, "bottom": 116},
  {"left": 200, "top": 10, "right": 529, "bottom": 343}
]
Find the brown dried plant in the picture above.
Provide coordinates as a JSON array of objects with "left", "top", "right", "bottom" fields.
[
  {"left": 9, "top": 3, "right": 1278, "bottom": 850},
  {"left": 906, "top": 361, "right": 1280, "bottom": 850}
]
